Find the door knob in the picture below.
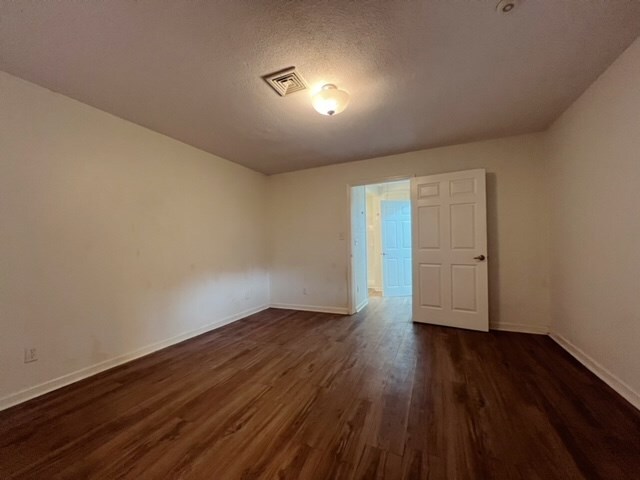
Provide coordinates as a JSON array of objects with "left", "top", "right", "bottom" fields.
[{"left": 473, "top": 254, "right": 486, "bottom": 261}]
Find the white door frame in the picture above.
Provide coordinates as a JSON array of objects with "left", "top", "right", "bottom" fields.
[{"left": 347, "top": 175, "right": 412, "bottom": 314}]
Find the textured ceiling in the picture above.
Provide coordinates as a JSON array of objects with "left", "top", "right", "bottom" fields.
[{"left": 1, "top": 1, "right": 639, "bottom": 174}]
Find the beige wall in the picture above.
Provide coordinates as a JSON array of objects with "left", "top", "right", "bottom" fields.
[
  {"left": 546, "top": 37, "right": 640, "bottom": 407},
  {"left": 0, "top": 72, "right": 270, "bottom": 408},
  {"left": 268, "top": 133, "right": 551, "bottom": 332}
]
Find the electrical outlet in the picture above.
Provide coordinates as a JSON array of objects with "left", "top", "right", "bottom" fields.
[{"left": 24, "top": 347, "right": 38, "bottom": 363}]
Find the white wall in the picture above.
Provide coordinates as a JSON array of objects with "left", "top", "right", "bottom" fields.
[
  {"left": 0, "top": 72, "right": 270, "bottom": 408},
  {"left": 268, "top": 133, "right": 551, "bottom": 333},
  {"left": 546, "top": 37, "right": 640, "bottom": 408}
]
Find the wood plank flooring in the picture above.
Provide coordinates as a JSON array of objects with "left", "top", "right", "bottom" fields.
[{"left": 1, "top": 297, "right": 639, "bottom": 479}]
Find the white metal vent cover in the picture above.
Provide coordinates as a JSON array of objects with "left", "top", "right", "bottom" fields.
[{"left": 263, "top": 67, "right": 307, "bottom": 96}]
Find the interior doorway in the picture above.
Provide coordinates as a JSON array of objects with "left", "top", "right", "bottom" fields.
[
  {"left": 349, "top": 180, "right": 412, "bottom": 313},
  {"left": 350, "top": 169, "right": 488, "bottom": 330}
]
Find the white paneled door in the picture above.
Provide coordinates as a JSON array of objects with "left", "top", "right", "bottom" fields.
[
  {"left": 381, "top": 200, "right": 412, "bottom": 297},
  {"left": 411, "top": 169, "right": 488, "bottom": 331}
]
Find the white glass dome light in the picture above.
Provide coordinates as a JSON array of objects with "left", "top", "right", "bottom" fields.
[{"left": 312, "top": 84, "right": 350, "bottom": 116}]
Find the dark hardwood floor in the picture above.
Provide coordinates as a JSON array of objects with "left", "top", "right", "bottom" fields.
[{"left": 1, "top": 297, "right": 639, "bottom": 479}]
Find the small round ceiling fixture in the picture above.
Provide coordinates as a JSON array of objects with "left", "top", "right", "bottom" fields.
[
  {"left": 312, "top": 84, "right": 350, "bottom": 116},
  {"left": 496, "top": 0, "right": 519, "bottom": 14}
]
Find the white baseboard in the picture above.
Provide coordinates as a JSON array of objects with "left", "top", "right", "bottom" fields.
[
  {"left": 490, "top": 322, "right": 549, "bottom": 335},
  {"left": 355, "top": 298, "right": 369, "bottom": 313},
  {"left": 550, "top": 332, "right": 640, "bottom": 411},
  {"left": 269, "top": 303, "right": 349, "bottom": 315},
  {"left": 0, "top": 304, "right": 269, "bottom": 412}
]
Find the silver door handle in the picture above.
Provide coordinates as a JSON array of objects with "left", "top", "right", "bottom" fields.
[{"left": 473, "top": 254, "right": 486, "bottom": 261}]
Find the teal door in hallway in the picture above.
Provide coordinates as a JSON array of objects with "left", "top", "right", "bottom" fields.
[{"left": 381, "top": 200, "right": 412, "bottom": 297}]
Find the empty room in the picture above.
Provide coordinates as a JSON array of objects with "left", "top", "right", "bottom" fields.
[{"left": 1, "top": 1, "right": 639, "bottom": 478}]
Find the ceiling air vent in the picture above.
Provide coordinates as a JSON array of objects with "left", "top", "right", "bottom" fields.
[{"left": 263, "top": 67, "right": 307, "bottom": 96}]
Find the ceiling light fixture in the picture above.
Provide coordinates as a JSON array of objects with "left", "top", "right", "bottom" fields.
[{"left": 312, "top": 84, "right": 350, "bottom": 116}]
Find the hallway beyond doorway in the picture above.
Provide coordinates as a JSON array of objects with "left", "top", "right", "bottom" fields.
[{"left": 365, "top": 180, "right": 412, "bottom": 299}]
